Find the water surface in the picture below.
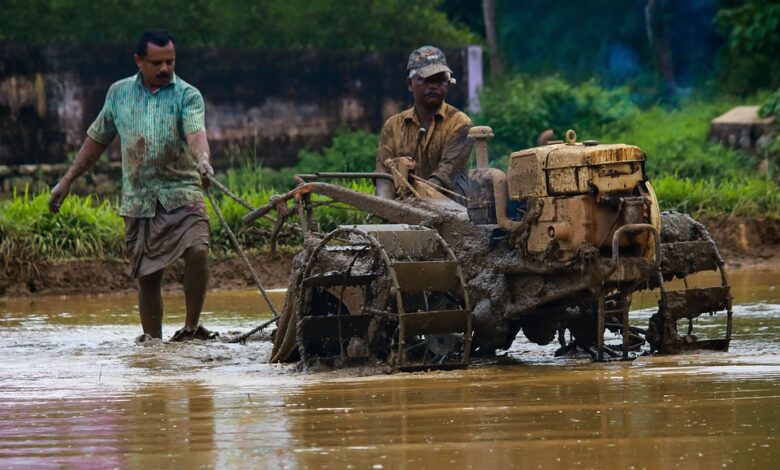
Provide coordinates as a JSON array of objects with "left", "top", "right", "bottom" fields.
[{"left": 1, "top": 270, "right": 779, "bottom": 469}]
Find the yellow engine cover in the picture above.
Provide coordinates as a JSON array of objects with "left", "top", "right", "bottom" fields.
[{"left": 508, "top": 143, "right": 646, "bottom": 199}]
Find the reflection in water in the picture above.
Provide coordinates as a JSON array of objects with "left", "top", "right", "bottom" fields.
[
  {"left": 0, "top": 381, "right": 216, "bottom": 468},
  {"left": 0, "top": 270, "right": 779, "bottom": 468},
  {"left": 122, "top": 382, "right": 216, "bottom": 468},
  {"left": 285, "top": 367, "right": 780, "bottom": 469}
]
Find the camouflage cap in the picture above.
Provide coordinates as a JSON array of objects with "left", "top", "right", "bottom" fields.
[{"left": 406, "top": 45, "right": 453, "bottom": 79}]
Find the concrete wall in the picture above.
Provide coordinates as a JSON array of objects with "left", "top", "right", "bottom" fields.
[{"left": 0, "top": 43, "right": 480, "bottom": 172}]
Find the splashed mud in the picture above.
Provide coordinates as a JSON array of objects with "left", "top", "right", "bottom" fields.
[{"left": 1, "top": 270, "right": 779, "bottom": 468}]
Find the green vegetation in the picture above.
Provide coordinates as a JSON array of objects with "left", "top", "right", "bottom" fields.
[
  {"left": 1, "top": 1, "right": 778, "bottom": 265},
  {"left": 476, "top": 76, "right": 637, "bottom": 163},
  {"left": 0, "top": 0, "right": 476, "bottom": 50},
  {"left": 474, "top": 77, "right": 764, "bottom": 178},
  {"left": 717, "top": 1, "right": 780, "bottom": 94},
  {"left": 296, "top": 129, "right": 378, "bottom": 175},
  {"left": 0, "top": 188, "right": 124, "bottom": 266},
  {"left": 602, "top": 101, "right": 757, "bottom": 179},
  {"left": 760, "top": 88, "right": 780, "bottom": 121},
  {"left": 653, "top": 176, "right": 778, "bottom": 219},
  {"left": 603, "top": 102, "right": 778, "bottom": 220},
  {"left": 206, "top": 170, "right": 373, "bottom": 256},
  {"left": 0, "top": 175, "right": 375, "bottom": 265}
]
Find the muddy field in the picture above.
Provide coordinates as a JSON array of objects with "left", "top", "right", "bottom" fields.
[
  {"left": 1, "top": 269, "right": 779, "bottom": 468},
  {"left": 0, "top": 252, "right": 294, "bottom": 297},
  {"left": 0, "top": 216, "right": 777, "bottom": 298}
]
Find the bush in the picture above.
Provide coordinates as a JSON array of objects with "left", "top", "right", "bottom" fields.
[
  {"left": 601, "top": 101, "right": 757, "bottom": 179},
  {"left": 716, "top": 1, "right": 780, "bottom": 94},
  {"left": 759, "top": 88, "right": 780, "bottom": 121},
  {"left": 475, "top": 76, "right": 637, "bottom": 165},
  {"left": 296, "top": 128, "right": 379, "bottom": 174}
]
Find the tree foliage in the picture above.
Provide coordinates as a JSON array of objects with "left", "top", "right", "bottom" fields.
[
  {"left": 716, "top": 0, "right": 780, "bottom": 93},
  {"left": 494, "top": 0, "right": 721, "bottom": 93},
  {"left": 475, "top": 76, "right": 637, "bottom": 164},
  {"left": 760, "top": 88, "right": 780, "bottom": 121},
  {"left": 0, "top": 0, "right": 476, "bottom": 50}
]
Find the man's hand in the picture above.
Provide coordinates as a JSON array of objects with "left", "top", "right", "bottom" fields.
[
  {"left": 186, "top": 131, "right": 213, "bottom": 189},
  {"left": 197, "top": 160, "right": 214, "bottom": 188},
  {"left": 49, "top": 179, "right": 71, "bottom": 214}
]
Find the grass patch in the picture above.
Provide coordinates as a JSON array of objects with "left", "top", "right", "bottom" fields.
[
  {"left": 0, "top": 187, "right": 124, "bottom": 266},
  {"left": 653, "top": 176, "right": 779, "bottom": 218},
  {"left": 206, "top": 172, "right": 375, "bottom": 255},
  {"left": 601, "top": 101, "right": 759, "bottom": 179}
]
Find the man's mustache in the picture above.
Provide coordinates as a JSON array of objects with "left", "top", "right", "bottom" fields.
[{"left": 156, "top": 73, "right": 170, "bottom": 79}]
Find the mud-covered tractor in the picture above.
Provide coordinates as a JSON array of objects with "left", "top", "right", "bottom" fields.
[{"left": 245, "top": 127, "right": 732, "bottom": 371}]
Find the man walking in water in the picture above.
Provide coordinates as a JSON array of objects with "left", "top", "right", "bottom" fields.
[
  {"left": 375, "top": 45, "right": 473, "bottom": 201},
  {"left": 49, "top": 30, "right": 216, "bottom": 343}
]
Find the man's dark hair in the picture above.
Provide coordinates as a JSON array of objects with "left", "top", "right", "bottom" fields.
[{"left": 136, "top": 30, "right": 175, "bottom": 57}]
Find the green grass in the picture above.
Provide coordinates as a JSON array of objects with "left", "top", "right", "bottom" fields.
[
  {"left": 0, "top": 187, "right": 124, "bottom": 266},
  {"left": 0, "top": 170, "right": 379, "bottom": 265},
  {"left": 206, "top": 172, "right": 375, "bottom": 255},
  {"left": 601, "top": 101, "right": 760, "bottom": 179},
  {"left": 653, "top": 176, "right": 780, "bottom": 218},
  {"left": 599, "top": 100, "right": 779, "bottom": 219}
]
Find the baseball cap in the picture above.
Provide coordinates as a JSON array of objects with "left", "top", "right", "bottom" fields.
[{"left": 407, "top": 45, "right": 453, "bottom": 79}]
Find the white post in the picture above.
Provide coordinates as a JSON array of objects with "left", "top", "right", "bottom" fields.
[{"left": 466, "top": 45, "right": 483, "bottom": 115}]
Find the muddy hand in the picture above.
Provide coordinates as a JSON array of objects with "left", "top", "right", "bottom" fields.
[
  {"left": 197, "top": 161, "right": 214, "bottom": 189},
  {"left": 49, "top": 180, "right": 71, "bottom": 214}
]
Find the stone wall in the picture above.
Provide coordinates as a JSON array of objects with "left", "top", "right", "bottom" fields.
[
  {"left": 0, "top": 43, "right": 481, "bottom": 176},
  {"left": 709, "top": 106, "right": 776, "bottom": 151}
]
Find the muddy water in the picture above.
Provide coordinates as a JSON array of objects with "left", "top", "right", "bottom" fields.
[{"left": 1, "top": 271, "right": 779, "bottom": 469}]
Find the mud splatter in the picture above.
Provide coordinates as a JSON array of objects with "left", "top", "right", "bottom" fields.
[{"left": 125, "top": 135, "right": 147, "bottom": 185}]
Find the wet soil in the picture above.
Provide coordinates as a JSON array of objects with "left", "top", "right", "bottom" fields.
[
  {"left": 0, "top": 252, "right": 294, "bottom": 297},
  {"left": 701, "top": 216, "right": 780, "bottom": 269},
  {"left": 0, "top": 216, "right": 777, "bottom": 297}
]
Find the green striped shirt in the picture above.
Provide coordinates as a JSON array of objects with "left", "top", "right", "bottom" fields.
[{"left": 87, "top": 72, "right": 206, "bottom": 218}]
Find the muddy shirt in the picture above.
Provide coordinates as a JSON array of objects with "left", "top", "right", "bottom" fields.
[
  {"left": 87, "top": 73, "right": 205, "bottom": 218},
  {"left": 375, "top": 102, "right": 472, "bottom": 191}
]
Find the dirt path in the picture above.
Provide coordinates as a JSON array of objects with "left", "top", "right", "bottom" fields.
[{"left": 1, "top": 216, "right": 777, "bottom": 297}]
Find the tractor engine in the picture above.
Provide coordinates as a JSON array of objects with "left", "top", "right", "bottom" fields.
[{"left": 469, "top": 128, "right": 660, "bottom": 263}]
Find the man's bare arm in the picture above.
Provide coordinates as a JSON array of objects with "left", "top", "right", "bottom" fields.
[
  {"left": 186, "top": 130, "right": 213, "bottom": 188},
  {"left": 49, "top": 137, "right": 108, "bottom": 213}
]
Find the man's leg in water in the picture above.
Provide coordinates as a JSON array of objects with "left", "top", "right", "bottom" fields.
[
  {"left": 138, "top": 269, "right": 164, "bottom": 338},
  {"left": 182, "top": 243, "right": 209, "bottom": 332}
]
